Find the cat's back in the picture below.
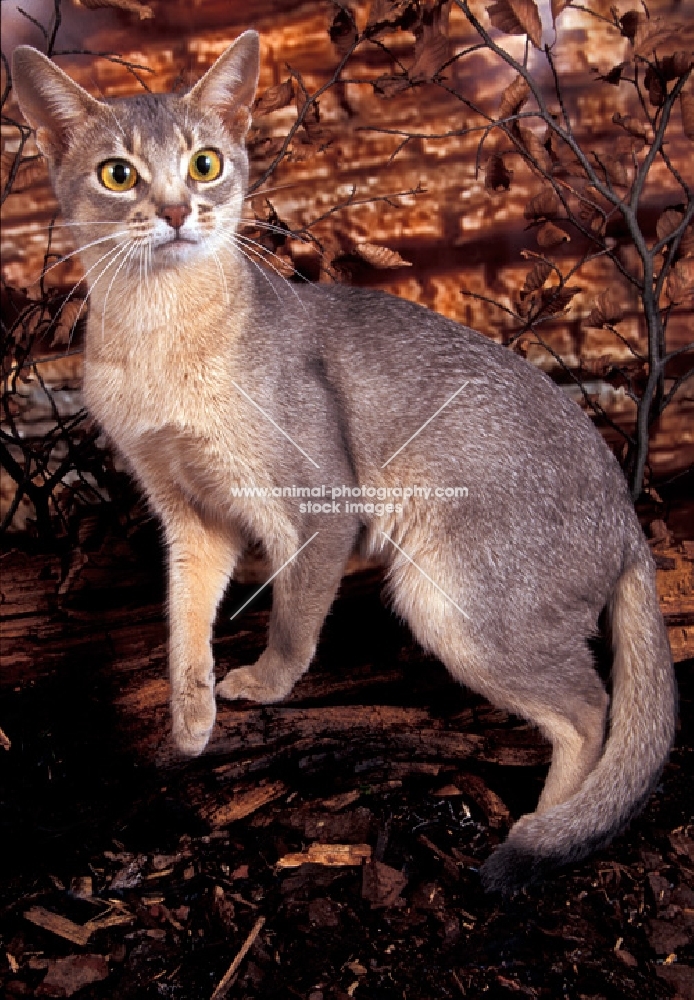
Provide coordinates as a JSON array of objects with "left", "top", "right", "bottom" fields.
[{"left": 248, "top": 272, "right": 616, "bottom": 470}]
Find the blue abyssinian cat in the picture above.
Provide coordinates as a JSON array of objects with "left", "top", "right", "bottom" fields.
[{"left": 12, "top": 33, "right": 675, "bottom": 893}]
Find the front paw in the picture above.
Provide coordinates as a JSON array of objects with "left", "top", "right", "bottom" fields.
[
  {"left": 216, "top": 662, "right": 292, "bottom": 704},
  {"left": 171, "top": 680, "right": 216, "bottom": 757}
]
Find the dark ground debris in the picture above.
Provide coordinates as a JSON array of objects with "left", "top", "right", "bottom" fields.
[{"left": 1, "top": 522, "right": 692, "bottom": 999}]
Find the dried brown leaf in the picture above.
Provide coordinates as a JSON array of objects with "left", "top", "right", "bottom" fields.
[
  {"left": 588, "top": 289, "right": 623, "bottom": 326},
  {"left": 516, "top": 126, "right": 552, "bottom": 172},
  {"left": 633, "top": 17, "right": 681, "bottom": 59},
  {"left": 540, "top": 284, "right": 580, "bottom": 315},
  {"left": 603, "top": 359, "right": 648, "bottom": 393},
  {"left": 410, "top": 1, "right": 451, "bottom": 81},
  {"left": 247, "top": 132, "right": 287, "bottom": 159},
  {"left": 292, "top": 72, "right": 332, "bottom": 145},
  {"left": 520, "top": 260, "right": 552, "bottom": 296},
  {"left": 354, "top": 244, "right": 412, "bottom": 268},
  {"left": 499, "top": 75, "right": 530, "bottom": 119},
  {"left": 653, "top": 205, "right": 692, "bottom": 262},
  {"left": 550, "top": 137, "right": 587, "bottom": 178},
  {"left": 524, "top": 188, "right": 559, "bottom": 219},
  {"left": 485, "top": 152, "right": 513, "bottom": 191},
  {"left": 294, "top": 72, "right": 319, "bottom": 128},
  {"left": 578, "top": 188, "right": 607, "bottom": 233},
  {"left": 254, "top": 79, "right": 294, "bottom": 117},
  {"left": 681, "top": 92, "right": 694, "bottom": 141},
  {"left": 550, "top": 0, "right": 570, "bottom": 23},
  {"left": 598, "top": 63, "right": 626, "bottom": 86},
  {"left": 76, "top": 0, "right": 153, "bottom": 18},
  {"left": 329, "top": 7, "right": 358, "bottom": 55},
  {"left": 644, "top": 67, "right": 665, "bottom": 107},
  {"left": 619, "top": 11, "right": 641, "bottom": 41},
  {"left": 666, "top": 260, "right": 694, "bottom": 305},
  {"left": 581, "top": 354, "right": 616, "bottom": 376},
  {"left": 372, "top": 73, "right": 411, "bottom": 97},
  {"left": 537, "top": 221, "right": 570, "bottom": 247},
  {"left": 366, "top": 0, "right": 415, "bottom": 32},
  {"left": 612, "top": 155, "right": 633, "bottom": 186},
  {"left": 487, "top": 0, "right": 543, "bottom": 48},
  {"left": 662, "top": 51, "right": 694, "bottom": 80},
  {"left": 656, "top": 207, "right": 685, "bottom": 245},
  {"left": 512, "top": 334, "right": 532, "bottom": 355}
]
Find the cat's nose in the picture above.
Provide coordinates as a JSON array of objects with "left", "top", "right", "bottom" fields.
[{"left": 158, "top": 203, "right": 191, "bottom": 230}]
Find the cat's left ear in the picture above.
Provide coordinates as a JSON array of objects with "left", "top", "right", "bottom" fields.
[
  {"left": 184, "top": 31, "right": 260, "bottom": 138},
  {"left": 12, "top": 46, "right": 106, "bottom": 162}
]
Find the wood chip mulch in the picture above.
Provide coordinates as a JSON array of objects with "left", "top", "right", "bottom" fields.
[{"left": 1, "top": 517, "right": 692, "bottom": 999}]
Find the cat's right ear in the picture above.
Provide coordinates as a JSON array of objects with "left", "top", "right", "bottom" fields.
[
  {"left": 11, "top": 46, "right": 104, "bottom": 162},
  {"left": 184, "top": 31, "right": 260, "bottom": 138}
]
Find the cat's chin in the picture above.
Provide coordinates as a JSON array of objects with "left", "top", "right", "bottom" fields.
[{"left": 154, "top": 237, "right": 202, "bottom": 265}]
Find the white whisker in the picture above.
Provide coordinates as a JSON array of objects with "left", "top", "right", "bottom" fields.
[
  {"left": 222, "top": 233, "right": 309, "bottom": 316},
  {"left": 211, "top": 248, "right": 230, "bottom": 307},
  {"left": 104, "top": 102, "right": 127, "bottom": 139},
  {"left": 238, "top": 217, "right": 312, "bottom": 247},
  {"left": 64, "top": 240, "right": 131, "bottom": 351},
  {"left": 35, "top": 230, "right": 129, "bottom": 282},
  {"left": 41, "top": 221, "right": 134, "bottom": 228},
  {"left": 42, "top": 238, "right": 129, "bottom": 347},
  {"left": 218, "top": 235, "right": 284, "bottom": 307},
  {"left": 101, "top": 241, "right": 138, "bottom": 340},
  {"left": 231, "top": 234, "right": 308, "bottom": 316}
]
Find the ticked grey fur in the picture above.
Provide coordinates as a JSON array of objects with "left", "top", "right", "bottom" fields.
[{"left": 12, "top": 33, "right": 676, "bottom": 894}]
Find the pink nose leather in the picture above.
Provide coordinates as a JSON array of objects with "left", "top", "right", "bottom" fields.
[{"left": 158, "top": 203, "right": 191, "bottom": 229}]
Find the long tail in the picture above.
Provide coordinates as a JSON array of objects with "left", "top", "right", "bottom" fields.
[{"left": 481, "top": 538, "right": 676, "bottom": 894}]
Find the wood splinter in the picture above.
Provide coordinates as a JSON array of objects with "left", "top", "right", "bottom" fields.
[{"left": 210, "top": 915, "right": 266, "bottom": 1000}]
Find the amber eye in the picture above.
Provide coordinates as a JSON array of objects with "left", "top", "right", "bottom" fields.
[
  {"left": 99, "top": 159, "right": 137, "bottom": 192},
  {"left": 189, "top": 149, "right": 222, "bottom": 182}
]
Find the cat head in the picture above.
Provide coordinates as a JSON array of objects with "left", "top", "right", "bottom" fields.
[{"left": 11, "top": 32, "right": 260, "bottom": 274}]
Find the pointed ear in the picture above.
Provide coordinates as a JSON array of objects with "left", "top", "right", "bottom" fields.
[
  {"left": 12, "top": 46, "right": 105, "bottom": 161},
  {"left": 184, "top": 31, "right": 260, "bottom": 137}
]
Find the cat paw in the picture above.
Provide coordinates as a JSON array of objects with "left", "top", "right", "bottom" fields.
[
  {"left": 216, "top": 665, "right": 290, "bottom": 704},
  {"left": 171, "top": 682, "right": 216, "bottom": 757}
]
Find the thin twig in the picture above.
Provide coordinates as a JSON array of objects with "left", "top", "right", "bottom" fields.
[{"left": 210, "top": 916, "right": 265, "bottom": 1000}]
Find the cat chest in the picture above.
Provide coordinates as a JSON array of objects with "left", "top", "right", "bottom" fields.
[
  {"left": 84, "top": 354, "right": 229, "bottom": 444},
  {"left": 84, "top": 355, "right": 271, "bottom": 501}
]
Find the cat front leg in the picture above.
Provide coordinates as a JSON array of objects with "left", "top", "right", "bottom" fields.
[
  {"left": 165, "top": 510, "right": 240, "bottom": 756},
  {"left": 217, "top": 521, "right": 358, "bottom": 704}
]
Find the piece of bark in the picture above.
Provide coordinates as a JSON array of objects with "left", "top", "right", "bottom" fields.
[
  {"left": 276, "top": 843, "right": 372, "bottom": 869},
  {"left": 36, "top": 954, "right": 109, "bottom": 997},
  {"left": 24, "top": 906, "right": 93, "bottom": 946},
  {"left": 321, "top": 790, "right": 362, "bottom": 811},
  {"left": 461, "top": 773, "right": 512, "bottom": 829},
  {"left": 361, "top": 860, "right": 408, "bottom": 908},
  {"left": 284, "top": 807, "right": 374, "bottom": 842},
  {"left": 417, "top": 834, "right": 461, "bottom": 883},
  {"left": 201, "top": 782, "right": 287, "bottom": 827}
]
